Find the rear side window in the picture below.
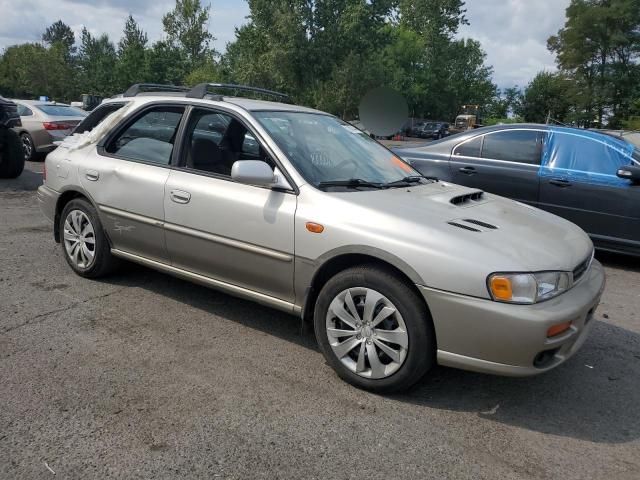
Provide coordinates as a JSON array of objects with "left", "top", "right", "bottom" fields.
[
  {"left": 453, "top": 136, "right": 482, "bottom": 157},
  {"left": 74, "top": 103, "right": 126, "bottom": 134},
  {"left": 38, "top": 105, "right": 86, "bottom": 117},
  {"left": 105, "top": 106, "right": 185, "bottom": 165},
  {"left": 16, "top": 104, "right": 33, "bottom": 116},
  {"left": 481, "top": 130, "right": 543, "bottom": 164}
]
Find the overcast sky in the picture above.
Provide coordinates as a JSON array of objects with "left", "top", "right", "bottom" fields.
[{"left": 0, "top": 0, "right": 570, "bottom": 89}]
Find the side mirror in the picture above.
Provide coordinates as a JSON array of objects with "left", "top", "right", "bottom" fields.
[
  {"left": 616, "top": 165, "right": 640, "bottom": 184},
  {"left": 231, "top": 160, "right": 292, "bottom": 190}
]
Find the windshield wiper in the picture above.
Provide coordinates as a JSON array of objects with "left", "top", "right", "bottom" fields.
[
  {"left": 317, "top": 178, "right": 385, "bottom": 190},
  {"left": 382, "top": 175, "right": 436, "bottom": 188}
]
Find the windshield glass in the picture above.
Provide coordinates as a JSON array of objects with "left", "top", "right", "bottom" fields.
[
  {"left": 424, "top": 123, "right": 438, "bottom": 129},
  {"left": 254, "top": 111, "right": 420, "bottom": 188},
  {"left": 38, "top": 105, "right": 87, "bottom": 117}
]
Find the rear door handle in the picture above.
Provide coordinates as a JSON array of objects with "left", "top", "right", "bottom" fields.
[
  {"left": 85, "top": 170, "right": 99, "bottom": 181},
  {"left": 459, "top": 166, "right": 476, "bottom": 175},
  {"left": 170, "top": 190, "right": 191, "bottom": 204},
  {"left": 549, "top": 178, "right": 572, "bottom": 188}
]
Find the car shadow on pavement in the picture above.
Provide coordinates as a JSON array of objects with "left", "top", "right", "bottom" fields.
[
  {"left": 0, "top": 167, "right": 42, "bottom": 192},
  {"left": 393, "top": 319, "right": 640, "bottom": 444},
  {"left": 597, "top": 250, "right": 640, "bottom": 272},
  {"left": 100, "top": 262, "right": 639, "bottom": 445}
]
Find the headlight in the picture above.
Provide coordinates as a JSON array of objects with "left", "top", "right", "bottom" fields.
[{"left": 488, "top": 271, "right": 571, "bottom": 304}]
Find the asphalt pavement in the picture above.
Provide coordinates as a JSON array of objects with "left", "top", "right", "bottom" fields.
[{"left": 1, "top": 161, "right": 639, "bottom": 479}]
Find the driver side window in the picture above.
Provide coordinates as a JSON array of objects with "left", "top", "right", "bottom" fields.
[{"left": 181, "top": 108, "right": 275, "bottom": 177}]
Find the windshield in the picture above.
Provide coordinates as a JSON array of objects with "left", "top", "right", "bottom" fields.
[
  {"left": 37, "top": 105, "right": 87, "bottom": 117},
  {"left": 254, "top": 111, "right": 420, "bottom": 188},
  {"left": 424, "top": 123, "right": 439, "bottom": 129}
]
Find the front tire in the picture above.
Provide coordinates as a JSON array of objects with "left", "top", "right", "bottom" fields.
[
  {"left": 59, "top": 198, "right": 118, "bottom": 278},
  {"left": 314, "top": 265, "right": 435, "bottom": 392}
]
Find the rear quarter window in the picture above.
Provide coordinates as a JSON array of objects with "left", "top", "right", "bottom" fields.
[{"left": 74, "top": 103, "right": 127, "bottom": 134}]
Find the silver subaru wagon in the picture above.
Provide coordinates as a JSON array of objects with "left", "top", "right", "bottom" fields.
[{"left": 37, "top": 83, "right": 605, "bottom": 392}]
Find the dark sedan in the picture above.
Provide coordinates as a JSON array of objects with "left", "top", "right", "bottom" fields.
[
  {"left": 394, "top": 124, "right": 640, "bottom": 256},
  {"left": 416, "top": 122, "right": 449, "bottom": 139}
]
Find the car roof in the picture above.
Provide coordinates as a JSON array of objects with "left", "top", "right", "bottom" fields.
[{"left": 103, "top": 93, "right": 327, "bottom": 115}]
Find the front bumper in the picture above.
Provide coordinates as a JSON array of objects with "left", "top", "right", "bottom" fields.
[
  {"left": 419, "top": 260, "right": 605, "bottom": 376},
  {"left": 37, "top": 184, "right": 59, "bottom": 223}
]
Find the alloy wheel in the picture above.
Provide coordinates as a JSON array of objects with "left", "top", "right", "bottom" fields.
[
  {"left": 21, "top": 135, "right": 32, "bottom": 160},
  {"left": 63, "top": 210, "right": 96, "bottom": 269},
  {"left": 326, "top": 287, "right": 408, "bottom": 379}
]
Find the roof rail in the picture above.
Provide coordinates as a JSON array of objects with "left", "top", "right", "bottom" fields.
[
  {"left": 123, "top": 83, "right": 190, "bottom": 97},
  {"left": 186, "top": 83, "right": 291, "bottom": 103}
]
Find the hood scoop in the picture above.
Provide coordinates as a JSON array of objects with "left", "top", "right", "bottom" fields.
[
  {"left": 450, "top": 190, "right": 485, "bottom": 206},
  {"left": 447, "top": 218, "right": 498, "bottom": 232}
]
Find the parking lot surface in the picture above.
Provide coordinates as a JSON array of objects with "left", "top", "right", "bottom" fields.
[{"left": 1, "top": 162, "right": 639, "bottom": 479}]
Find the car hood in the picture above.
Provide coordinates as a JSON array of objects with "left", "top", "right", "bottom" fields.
[{"left": 304, "top": 181, "right": 593, "bottom": 296}]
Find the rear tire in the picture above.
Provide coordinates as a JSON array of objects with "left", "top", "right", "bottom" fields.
[
  {"left": 314, "top": 265, "right": 435, "bottom": 392},
  {"left": 59, "top": 198, "right": 118, "bottom": 278},
  {"left": 20, "top": 132, "right": 35, "bottom": 161},
  {"left": 0, "top": 128, "right": 25, "bottom": 178}
]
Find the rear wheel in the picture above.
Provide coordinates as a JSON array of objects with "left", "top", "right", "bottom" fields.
[
  {"left": 0, "top": 128, "right": 25, "bottom": 178},
  {"left": 20, "top": 132, "right": 35, "bottom": 161},
  {"left": 59, "top": 198, "right": 118, "bottom": 278},
  {"left": 314, "top": 265, "right": 435, "bottom": 392}
]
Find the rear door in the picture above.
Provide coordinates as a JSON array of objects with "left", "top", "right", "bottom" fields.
[
  {"left": 80, "top": 104, "right": 186, "bottom": 262},
  {"left": 450, "top": 129, "right": 544, "bottom": 205},
  {"left": 538, "top": 133, "right": 640, "bottom": 251}
]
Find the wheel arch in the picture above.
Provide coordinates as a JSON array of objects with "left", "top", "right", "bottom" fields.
[
  {"left": 53, "top": 188, "right": 102, "bottom": 243},
  {"left": 299, "top": 248, "right": 430, "bottom": 325}
]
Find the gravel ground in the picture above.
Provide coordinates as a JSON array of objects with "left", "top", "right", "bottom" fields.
[{"left": 1, "top": 162, "right": 639, "bottom": 479}]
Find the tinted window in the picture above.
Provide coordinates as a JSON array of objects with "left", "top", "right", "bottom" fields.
[
  {"left": 453, "top": 136, "right": 482, "bottom": 157},
  {"left": 106, "top": 106, "right": 184, "bottom": 165},
  {"left": 481, "top": 130, "right": 542, "bottom": 164},
  {"left": 182, "top": 108, "right": 273, "bottom": 176},
  {"left": 16, "top": 104, "right": 33, "bottom": 116},
  {"left": 74, "top": 103, "right": 126, "bottom": 134},
  {"left": 38, "top": 105, "right": 87, "bottom": 117}
]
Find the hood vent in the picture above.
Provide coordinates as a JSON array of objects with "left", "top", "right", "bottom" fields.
[
  {"left": 447, "top": 221, "right": 481, "bottom": 232},
  {"left": 447, "top": 218, "right": 498, "bottom": 232},
  {"left": 462, "top": 218, "right": 497, "bottom": 229},
  {"left": 450, "top": 190, "right": 485, "bottom": 206}
]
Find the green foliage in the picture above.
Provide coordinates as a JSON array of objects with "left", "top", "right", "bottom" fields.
[
  {"left": 116, "top": 15, "right": 149, "bottom": 91},
  {"left": 77, "top": 28, "right": 117, "bottom": 97},
  {"left": 42, "top": 20, "right": 76, "bottom": 58},
  {"left": 163, "top": 0, "right": 215, "bottom": 69},
  {"left": 520, "top": 72, "right": 572, "bottom": 124},
  {"left": 548, "top": 0, "right": 640, "bottom": 127}
]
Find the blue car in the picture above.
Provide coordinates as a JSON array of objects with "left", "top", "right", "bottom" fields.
[{"left": 394, "top": 124, "right": 640, "bottom": 256}]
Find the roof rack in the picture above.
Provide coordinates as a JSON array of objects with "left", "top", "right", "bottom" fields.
[
  {"left": 123, "top": 83, "right": 190, "bottom": 97},
  {"left": 186, "top": 83, "right": 291, "bottom": 103}
]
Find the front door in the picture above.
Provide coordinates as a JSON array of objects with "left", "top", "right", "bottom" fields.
[
  {"left": 450, "top": 129, "right": 544, "bottom": 205},
  {"left": 538, "top": 132, "right": 640, "bottom": 251},
  {"left": 80, "top": 104, "right": 187, "bottom": 262},
  {"left": 163, "top": 107, "right": 297, "bottom": 302}
]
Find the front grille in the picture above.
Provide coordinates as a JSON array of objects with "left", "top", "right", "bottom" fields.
[{"left": 572, "top": 253, "right": 593, "bottom": 283}]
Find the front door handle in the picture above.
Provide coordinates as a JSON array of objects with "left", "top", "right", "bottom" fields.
[
  {"left": 459, "top": 166, "right": 476, "bottom": 175},
  {"left": 549, "top": 178, "right": 572, "bottom": 188},
  {"left": 170, "top": 189, "right": 191, "bottom": 204},
  {"left": 85, "top": 170, "right": 99, "bottom": 181}
]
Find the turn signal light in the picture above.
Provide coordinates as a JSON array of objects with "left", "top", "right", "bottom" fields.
[
  {"left": 489, "top": 276, "right": 512, "bottom": 301},
  {"left": 547, "top": 321, "right": 572, "bottom": 338},
  {"left": 306, "top": 222, "right": 324, "bottom": 233}
]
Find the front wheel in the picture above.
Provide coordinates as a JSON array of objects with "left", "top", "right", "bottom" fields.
[
  {"left": 314, "top": 266, "right": 435, "bottom": 392},
  {"left": 20, "top": 133, "right": 35, "bottom": 161}
]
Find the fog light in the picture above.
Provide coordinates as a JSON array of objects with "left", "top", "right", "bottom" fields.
[{"left": 547, "top": 321, "right": 572, "bottom": 338}]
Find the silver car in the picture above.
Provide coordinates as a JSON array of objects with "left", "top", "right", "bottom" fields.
[
  {"left": 12, "top": 100, "right": 87, "bottom": 160},
  {"left": 37, "top": 84, "right": 605, "bottom": 392}
]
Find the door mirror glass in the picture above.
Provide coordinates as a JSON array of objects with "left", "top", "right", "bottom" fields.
[
  {"left": 232, "top": 160, "right": 291, "bottom": 189},
  {"left": 616, "top": 165, "right": 640, "bottom": 184}
]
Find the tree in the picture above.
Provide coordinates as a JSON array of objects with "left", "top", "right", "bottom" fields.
[
  {"left": 520, "top": 71, "right": 572, "bottom": 124},
  {"left": 548, "top": 0, "right": 640, "bottom": 127},
  {"left": 116, "top": 15, "right": 149, "bottom": 90},
  {"left": 146, "top": 41, "right": 187, "bottom": 85},
  {"left": 77, "top": 28, "right": 117, "bottom": 96},
  {"left": 42, "top": 20, "right": 76, "bottom": 57},
  {"left": 162, "top": 0, "right": 215, "bottom": 69}
]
